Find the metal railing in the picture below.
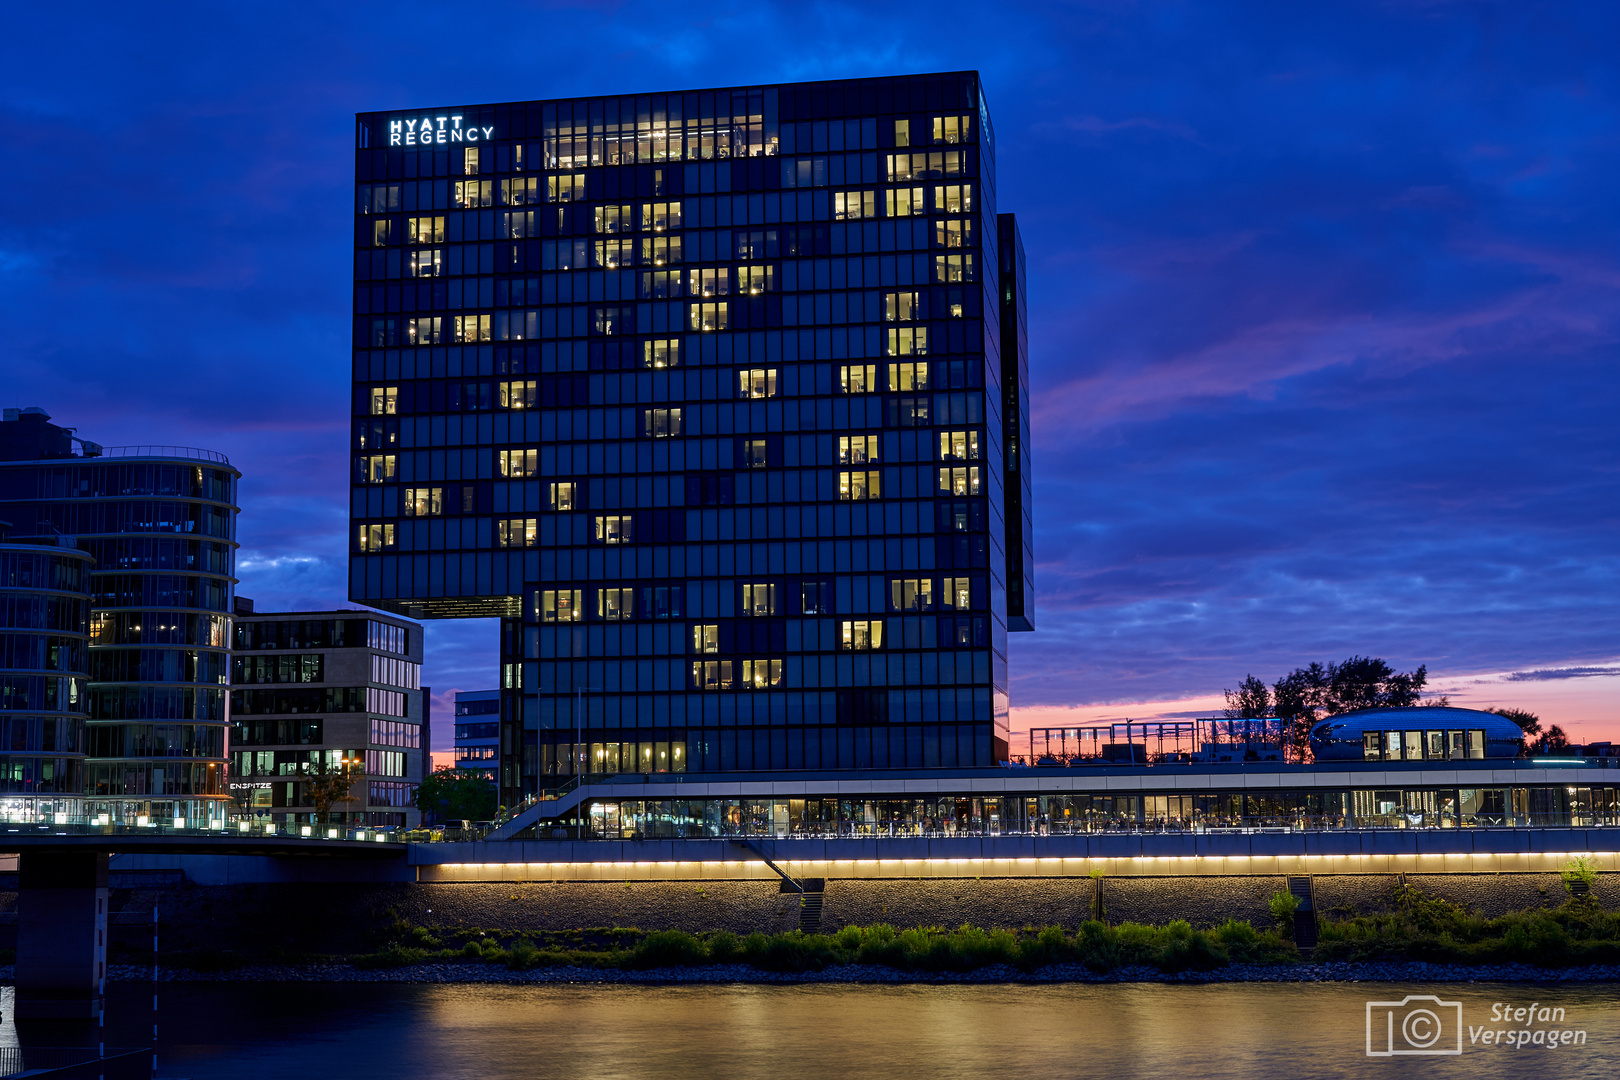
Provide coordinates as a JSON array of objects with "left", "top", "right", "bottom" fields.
[{"left": 96, "top": 444, "right": 231, "bottom": 465}]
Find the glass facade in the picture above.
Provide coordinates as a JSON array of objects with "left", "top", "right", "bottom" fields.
[
  {"left": 0, "top": 409, "right": 238, "bottom": 825},
  {"left": 454, "top": 687, "right": 500, "bottom": 777},
  {"left": 230, "top": 609, "right": 425, "bottom": 828},
  {"left": 0, "top": 537, "right": 93, "bottom": 821},
  {"left": 350, "top": 74, "right": 1032, "bottom": 804}
]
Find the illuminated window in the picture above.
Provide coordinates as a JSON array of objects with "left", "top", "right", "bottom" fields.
[
  {"left": 594, "top": 238, "right": 634, "bottom": 268},
  {"left": 839, "top": 365, "right": 876, "bottom": 393},
  {"left": 739, "top": 659, "right": 783, "bottom": 689},
  {"left": 932, "top": 115, "right": 972, "bottom": 144},
  {"left": 370, "top": 387, "right": 398, "bottom": 416},
  {"left": 687, "top": 268, "right": 729, "bottom": 297},
  {"left": 741, "top": 583, "right": 777, "bottom": 617},
  {"left": 891, "top": 579, "right": 933, "bottom": 612},
  {"left": 642, "top": 338, "right": 681, "bottom": 368},
  {"left": 537, "top": 589, "right": 583, "bottom": 623},
  {"left": 597, "top": 588, "right": 634, "bottom": 621},
  {"left": 839, "top": 620, "right": 884, "bottom": 651},
  {"left": 546, "top": 173, "right": 585, "bottom": 202},
  {"left": 500, "top": 177, "right": 540, "bottom": 205},
  {"left": 640, "top": 270, "right": 683, "bottom": 297},
  {"left": 839, "top": 435, "right": 879, "bottom": 464},
  {"left": 357, "top": 455, "right": 395, "bottom": 484},
  {"left": 885, "top": 187, "right": 924, "bottom": 217},
  {"left": 640, "top": 235, "right": 683, "bottom": 266},
  {"left": 371, "top": 220, "right": 394, "bottom": 247},
  {"left": 499, "top": 380, "right": 537, "bottom": 409},
  {"left": 498, "top": 449, "right": 538, "bottom": 478},
  {"left": 689, "top": 302, "right": 728, "bottom": 331},
  {"left": 454, "top": 314, "right": 491, "bottom": 342},
  {"left": 935, "top": 218, "right": 972, "bottom": 248},
  {"left": 834, "top": 190, "right": 876, "bottom": 220},
  {"left": 406, "top": 316, "right": 442, "bottom": 345},
  {"left": 935, "top": 184, "right": 973, "bottom": 213},
  {"left": 497, "top": 518, "right": 537, "bottom": 548},
  {"left": 938, "top": 466, "right": 981, "bottom": 496},
  {"left": 933, "top": 253, "right": 975, "bottom": 284},
  {"left": 453, "top": 180, "right": 493, "bottom": 207},
  {"left": 594, "top": 515, "right": 631, "bottom": 544},
  {"left": 641, "top": 201, "right": 682, "bottom": 230},
  {"left": 839, "top": 470, "right": 880, "bottom": 501},
  {"left": 462, "top": 147, "right": 480, "bottom": 175},
  {"left": 737, "top": 369, "right": 778, "bottom": 399},
  {"left": 406, "top": 216, "right": 445, "bottom": 244},
  {"left": 409, "top": 249, "right": 442, "bottom": 277},
  {"left": 691, "top": 624, "right": 719, "bottom": 654},
  {"left": 738, "top": 264, "right": 774, "bottom": 294},
  {"left": 942, "top": 577, "right": 972, "bottom": 610},
  {"left": 884, "top": 291, "right": 920, "bottom": 321},
  {"left": 357, "top": 523, "right": 396, "bottom": 552},
  {"left": 938, "top": 430, "right": 981, "bottom": 460},
  {"left": 690, "top": 660, "right": 733, "bottom": 690},
  {"left": 894, "top": 119, "right": 910, "bottom": 147},
  {"left": 593, "top": 204, "right": 632, "bottom": 233},
  {"left": 402, "top": 487, "right": 442, "bottom": 517},
  {"left": 886, "top": 329, "right": 928, "bottom": 358},
  {"left": 742, "top": 439, "right": 769, "bottom": 468},
  {"left": 643, "top": 409, "right": 682, "bottom": 438},
  {"left": 547, "top": 482, "right": 576, "bottom": 511}
]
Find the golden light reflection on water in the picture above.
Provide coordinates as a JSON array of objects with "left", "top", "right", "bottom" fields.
[{"left": 132, "top": 981, "right": 1620, "bottom": 1080}]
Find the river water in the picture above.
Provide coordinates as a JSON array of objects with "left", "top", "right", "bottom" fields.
[{"left": 15, "top": 981, "right": 1620, "bottom": 1078}]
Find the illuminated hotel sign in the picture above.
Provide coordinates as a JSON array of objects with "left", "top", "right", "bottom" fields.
[{"left": 389, "top": 116, "right": 494, "bottom": 147}]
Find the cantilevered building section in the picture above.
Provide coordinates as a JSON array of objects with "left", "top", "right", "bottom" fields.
[{"left": 348, "top": 73, "right": 1032, "bottom": 801}]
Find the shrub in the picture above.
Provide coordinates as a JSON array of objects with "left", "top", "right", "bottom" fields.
[
  {"left": 630, "top": 930, "right": 710, "bottom": 969},
  {"left": 1563, "top": 856, "right": 1600, "bottom": 895},
  {"left": 1269, "top": 890, "right": 1300, "bottom": 925},
  {"left": 351, "top": 943, "right": 428, "bottom": 969}
]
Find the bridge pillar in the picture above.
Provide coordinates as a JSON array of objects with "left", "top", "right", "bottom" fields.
[{"left": 15, "top": 850, "right": 108, "bottom": 1020}]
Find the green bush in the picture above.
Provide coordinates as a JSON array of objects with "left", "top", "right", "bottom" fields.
[
  {"left": 629, "top": 930, "right": 710, "bottom": 969},
  {"left": 351, "top": 943, "right": 429, "bottom": 969},
  {"left": 1269, "top": 890, "right": 1300, "bottom": 924}
]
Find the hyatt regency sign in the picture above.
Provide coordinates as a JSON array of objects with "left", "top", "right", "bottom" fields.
[{"left": 390, "top": 116, "right": 494, "bottom": 147}]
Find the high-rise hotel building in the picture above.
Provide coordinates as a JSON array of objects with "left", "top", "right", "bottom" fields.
[{"left": 350, "top": 73, "right": 1032, "bottom": 803}]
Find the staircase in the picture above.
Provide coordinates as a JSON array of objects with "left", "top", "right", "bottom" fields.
[
  {"left": 1287, "top": 875, "right": 1318, "bottom": 951},
  {"left": 799, "top": 885, "right": 826, "bottom": 933}
]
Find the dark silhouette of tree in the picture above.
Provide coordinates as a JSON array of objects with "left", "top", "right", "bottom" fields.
[
  {"left": 1261, "top": 657, "right": 1428, "bottom": 762},
  {"left": 415, "top": 766, "right": 497, "bottom": 824},
  {"left": 1486, "top": 706, "right": 1543, "bottom": 755},
  {"left": 301, "top": 755, "right": 361, "bottom": 824},
  {"left": 1222, "top": 675, "right": 1272, "bottom": 719},
  {"left": 1534, "top": 724, "right": 1571, "bottom": 755}
]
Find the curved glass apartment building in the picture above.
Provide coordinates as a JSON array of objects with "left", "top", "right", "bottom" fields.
[
  {"left": 350, "top": 73, "right": 1034, "bottom": 804},
  {"left": 0, "top": 408, "right": 239, "bottom": 825},
  {"left": 0, "top": 530, "right": 92, "bottom": 821}
]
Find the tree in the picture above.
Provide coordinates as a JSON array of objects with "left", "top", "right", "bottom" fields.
[
  {"left": 301, "top": 755, "right": 361, "bottom": 824},
  {"left": 415, "top": 766, "right": 497, "bottom": 824},
  {"left": 1535, "top": 725, "right": 1571, "bottom": 755},
  {"left": 1222, "top": 675, "right": 1272, "bottom": 719},
  {"left": 1487, "top": 707, "right": 1543, "bottom": 755},
  {"left": 1265, "top": 656, "right": 1430, "bottom": 763}
]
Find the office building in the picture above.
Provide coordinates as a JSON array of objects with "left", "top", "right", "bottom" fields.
[
  {"left": 454, "top": 688, "right": 499, "bottom": 777},
  {"left": 349, "top": 73, "right": 1032, "bottom": 804},
  {"left": 230, "top": 601, "right": 425, "bottom": 828},
  {"left": 0, "top": 524, "right": 93, "bottom": 822},
  {"left": 0, "top": 408, "right": 238, "bottom": 826}
]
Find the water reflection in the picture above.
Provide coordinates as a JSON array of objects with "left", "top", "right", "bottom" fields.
[{"left": 52, "top": 981, "right": 1620, "bottom": 1079}]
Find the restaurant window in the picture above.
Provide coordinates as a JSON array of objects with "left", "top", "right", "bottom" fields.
[
  {"left": 741, "top": 583, "right": 777, "bottom": 617},
  {"left": 642, "top": 338, "right": 681, "bottom": 368},
  {"left": 839, "top": 620, "right": 884, "bottom": 651},
  {"left": 537, "top": 589, "right": 583, "bottom": 623},
  {"left": 839, "top": 435, "right": 879, "bottom": 465},
  {"left": 737, "top": 368, "right": 778, "bottom": 399},
  {"left": 839, "top": 364, "right": 876, "bottom": 393},
  {"left": 594, "top": 515, "right": 632, "bottom": 544}
]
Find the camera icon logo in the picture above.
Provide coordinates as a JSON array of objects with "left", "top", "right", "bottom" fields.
[{"left": 1366, "top": 995, "right": 1463, "bottom": 1056}]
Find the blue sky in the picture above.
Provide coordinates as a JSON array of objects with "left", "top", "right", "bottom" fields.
[{"left": 3, "top": 1, "right": 1616, "bottom": 751}]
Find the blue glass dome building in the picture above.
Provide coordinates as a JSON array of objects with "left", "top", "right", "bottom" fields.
[{"left": 1309, "top": 705, "right": 1526, "bottom": 762}]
